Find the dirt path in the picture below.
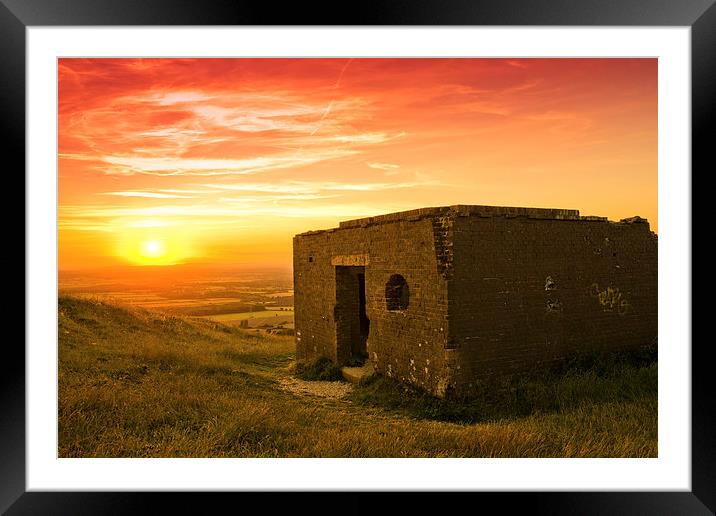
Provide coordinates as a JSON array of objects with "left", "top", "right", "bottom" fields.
[{"left": 278, "top": 377, "right": 354, "bottom": 399}]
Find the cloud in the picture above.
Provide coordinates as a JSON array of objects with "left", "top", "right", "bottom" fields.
[
  {"left": 138, "top": 128, "right": 206, "bottom": 138},
  {"left": 100, "top": 149, "right": 359, "bottom": 176},
  {"left": 506, "top": 60, "right": 529, "bottom": 69},
  {"left": 325, "top": 132, "right": 403, "bottom": 145},
  {"left": 367, "top": 162, "right": 400, "bottom": 171},
  {"left": 103, "top": 191, "right": 196, "bottom": 199},
  {"left": 159, "top": 189, "right": 217, "bottom": 194},
  {"left": 200, "top": 178, "right": 438, "bottom": 195},
  {"left": 220, "top": 193, "right": 340, "bottom": 203},
  {"left": 199, "top": 182, "right": 317, "bottom": 194},
  {"left": 192, "top": 104, "right": 323, "bottom": 133},
  {"left": 59, "top": 202, "right": 388, "bottom": 221},
  {"left": 150, "top": 91, "right": 213, "bottom": 105},
  {"left": 317, "top": 181, "right": 436, "bottom": 191}
]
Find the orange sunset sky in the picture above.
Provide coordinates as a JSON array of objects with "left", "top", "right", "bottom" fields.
[{"left": 58, "top": 58, "right": 657, "bottom": 270}]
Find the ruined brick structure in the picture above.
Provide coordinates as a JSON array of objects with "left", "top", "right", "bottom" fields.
[{"left": 293, "top": 205, "right": 657, "bottom": 397}]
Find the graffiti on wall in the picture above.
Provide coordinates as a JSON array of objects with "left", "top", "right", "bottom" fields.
[{"left": 589, "top": 283, "right": 631, "bottom": 315}]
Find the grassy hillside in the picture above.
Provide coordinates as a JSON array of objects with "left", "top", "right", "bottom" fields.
[{"left": 58, "top": 296, "right": 657, "bottom": 457}]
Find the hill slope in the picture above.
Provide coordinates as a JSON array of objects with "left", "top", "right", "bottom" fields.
[{"left": 58, "top": 296, "right": 657, "bottom": 457}]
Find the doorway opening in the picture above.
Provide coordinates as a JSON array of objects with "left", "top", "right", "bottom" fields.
[{"left": 335, "top": 266, "right": 369, "bottom": 365}]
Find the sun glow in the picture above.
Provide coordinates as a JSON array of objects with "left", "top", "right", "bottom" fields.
[
  {"left": 115, "top": 229, "right": 197, "bottom": 266},
  {"left": 141, "top": 239, "right": 164, "bottom": 258}
]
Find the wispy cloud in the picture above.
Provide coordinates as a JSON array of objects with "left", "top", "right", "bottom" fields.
[
  {"left": 325, "top": 132, "right": 404, "bottom": 145},
  {"left": 192, "top": 104, "right": 325, "bottom": 134},
  {"left": 101, "top": 149, "right": 359, "bottom": 176},
  {"left": 150, "top": 91, "right": 213, "bottom": 105},
  {"left": 103, "top": 191, "right": 196, "bottom": 199},
  {"left": 367, "top": 162, "right": 400, "bottom": 171},
  {"left": 159, "top": 189, "right": 216, "bottom": 194},
  {"left": 317, "top": 181, "right": 436, "bottom": 191},
  {"left": 219, "top": 193, "right": 340, "bottom": 203},
  {"left": 200, "top": 178, "right": 438, "bottom": 194},
  {"left": 59, "top": 202, "right": 390, "bottom": 221}
]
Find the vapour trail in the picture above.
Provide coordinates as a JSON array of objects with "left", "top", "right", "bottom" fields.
[{"left": 309, "top": 58, "right": 354, "bottom": 137}]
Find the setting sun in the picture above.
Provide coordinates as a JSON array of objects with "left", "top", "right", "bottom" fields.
[
  {"left": 141, "top": 239, "right": 164, "bottom": 258},
  {"left": 115, "top": 232, "right": 194, "bottom": 266},
  {"left": 132, "top": 237, "right": 173, "bottom": 265}
]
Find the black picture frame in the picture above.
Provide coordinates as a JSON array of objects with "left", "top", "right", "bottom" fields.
[{"left": 5, "top": 0, "right": 709, "bottom": 513}]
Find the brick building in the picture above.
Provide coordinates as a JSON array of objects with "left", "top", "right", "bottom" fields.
[{"left": 293, "top": 205, "right": 657, "bottom": 397}]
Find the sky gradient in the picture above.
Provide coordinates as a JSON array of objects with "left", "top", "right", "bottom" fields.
[{"left": 58, "top": 58, "right": 657, "bottom": 269}]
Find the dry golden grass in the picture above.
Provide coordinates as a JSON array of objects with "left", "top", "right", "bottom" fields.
[{"left": 58, "top": 295, "right": 657, "bottom": 457}]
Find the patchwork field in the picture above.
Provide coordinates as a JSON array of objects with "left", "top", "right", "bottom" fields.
[
  {"left": 203, "top": 307, "right": 295, "bottom": 329},
  {"left": 58, "top": 295, "right": 657, "bottom": 458},
  {"left": 59, "top": 266, "right": 294, "bottom": 329}
]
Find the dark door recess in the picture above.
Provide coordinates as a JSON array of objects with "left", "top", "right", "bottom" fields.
[{"left": 335, "top": 266, "right": 369, "bottom": 365}]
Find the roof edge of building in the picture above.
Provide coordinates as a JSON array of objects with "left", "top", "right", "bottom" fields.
[{"left": 294, "top": 205, "right": 650, "bottom": 237}]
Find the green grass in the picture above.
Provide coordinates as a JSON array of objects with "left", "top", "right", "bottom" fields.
[
  {"left": 294, "top": 357, "right": 344, "bottom": 381},
  {"left": 58, "top": 295, "right": 657, "bottom": 458},
  {"left": 350, "top": 349, "right": 657, "bottom": 424}
]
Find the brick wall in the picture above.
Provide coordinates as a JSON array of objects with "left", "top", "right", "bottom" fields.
[
  {"left": 448, "top": 213, "right": 658, "bottom": 391},
  {"left": 294, "top": 218, "right": 452, "bottom": 393}
]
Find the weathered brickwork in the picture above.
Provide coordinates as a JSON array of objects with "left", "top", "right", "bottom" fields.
[
  {"left": 294, "top": 205, "right": 657, "bottom": 397},
  {"left": 294, "top": 218, "right": 451, "bottom": 393}
]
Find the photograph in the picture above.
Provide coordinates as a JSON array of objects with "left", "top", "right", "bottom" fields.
[{"left": 57, "top": 57, "right": 659, "bottom": 458}]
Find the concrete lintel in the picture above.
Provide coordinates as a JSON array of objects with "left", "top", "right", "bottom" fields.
[{"left": 331, "top": 254, "right": 370, "bottom": 266}]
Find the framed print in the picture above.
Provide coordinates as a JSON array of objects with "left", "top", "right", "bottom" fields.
[{"left": 5, "top": 0, "right": 711, "bottom": 513}]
